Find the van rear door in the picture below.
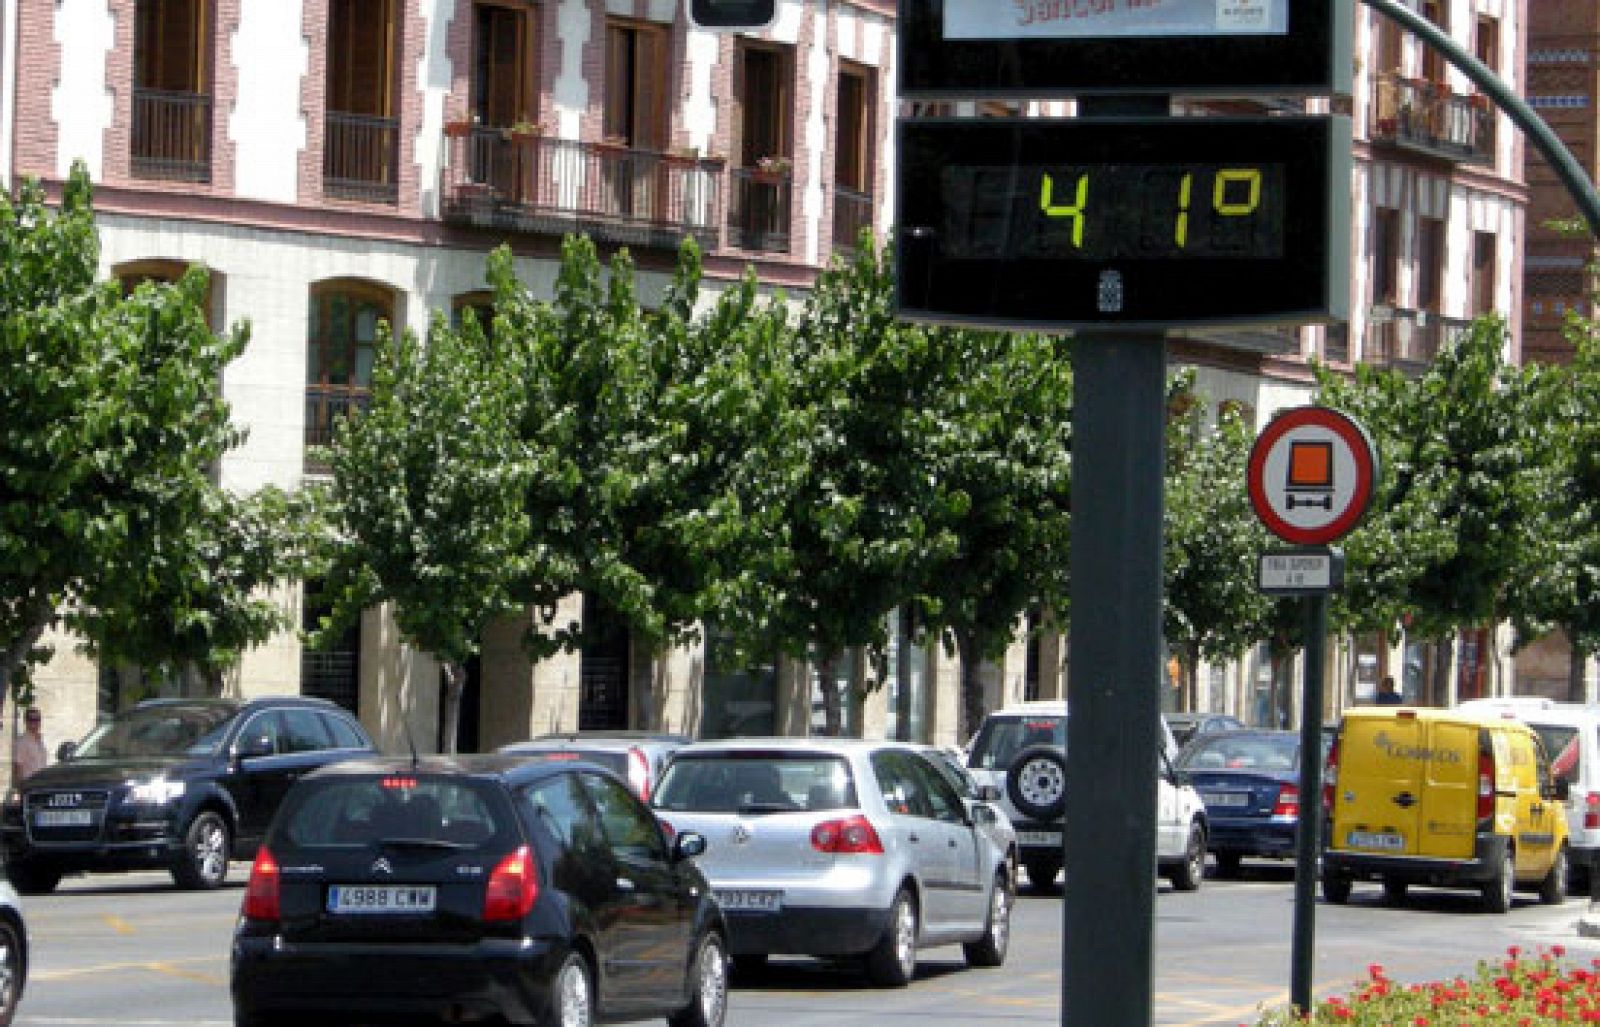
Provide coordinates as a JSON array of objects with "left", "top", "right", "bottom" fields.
[
  {"left": 1331, "top": 713, "right": 1428, "bottom": 857},
  {"left": 1414, "top": 719, "right": 1478, "bottom": 860}
]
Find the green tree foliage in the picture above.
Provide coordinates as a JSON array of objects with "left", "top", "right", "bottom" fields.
[
  {"left": 0, "top": 166, "right": 251, "bottom": 706},
  {"left": 917, "top": 327, "right": 1074, "bottom": 740},
  {"left": 316, "top": 307, "right": 536, "bottom": 752},
  {"left": 750, "top": 238, "right": 960, "bottom": 734},
  {"left": 1163, "top": 379, "right": 1272, "bottom": 712},
  {"left": 1507, "top": 318, "right": 1600, "bottom": 698}
]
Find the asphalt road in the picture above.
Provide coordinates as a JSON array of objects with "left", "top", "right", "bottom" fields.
[{"left": 12, "top": 863, "right": 1600, "bottom": 1026}]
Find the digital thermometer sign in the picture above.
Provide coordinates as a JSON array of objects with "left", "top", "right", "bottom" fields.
[{"left": 895, "top": 116, "right": 1351, "bottom": 329}]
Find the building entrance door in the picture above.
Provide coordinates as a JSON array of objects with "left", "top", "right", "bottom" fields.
[{"left": 579, "top": 596, "right": 630, "bottom": 730}]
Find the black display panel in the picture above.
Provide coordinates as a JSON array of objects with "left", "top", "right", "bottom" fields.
[
  {"left": 898, "top": 0, "right": 1350, "bottom": 97},
  {"left": 895, "top": 116, "right": 1351, "bottom": 329}
]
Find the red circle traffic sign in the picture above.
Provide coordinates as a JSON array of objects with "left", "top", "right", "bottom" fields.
[{"left": 1247, "top": 406, "right": 1377, "bottom": 545}]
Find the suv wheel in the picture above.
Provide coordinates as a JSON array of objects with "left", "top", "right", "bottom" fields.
[
  {"left": 7, "top": 858, "right": 60, "bottom": 896},
  {"left": 1006, "top": 746, "right": 1067, "bottom": 821},
  {"left": 1167, "top": 822, "right": 1205, "bottom": 892},
  {"left": 172, "top": 811, "right": 231, "bottom": 890}
]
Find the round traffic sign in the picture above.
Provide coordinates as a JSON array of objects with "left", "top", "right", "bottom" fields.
[{"left": 1246, "top": 406, "right": 1377, "bottom": 545}]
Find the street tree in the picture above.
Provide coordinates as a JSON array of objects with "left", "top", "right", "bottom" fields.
[
  {"left": 918, "top": 326, "right": 1074, "bottom": 741},
  {"left": 752, "top": 238, "right": 959, "bottom": 734},
  {"left": 1163, "top": 380, "right": 1273, "bottom": 714},
  {"left": 315, "top": 307, "right": 536, "bottom": 752},
  {"left": 0, "top": 166, "right": 248, "bottom": 709}
]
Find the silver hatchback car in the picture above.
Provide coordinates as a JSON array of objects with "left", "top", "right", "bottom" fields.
[{"left": 650, "top": 738, "right": 1013, "bottom": 987}]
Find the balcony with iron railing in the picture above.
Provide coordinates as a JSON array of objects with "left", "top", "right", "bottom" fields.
[
  {"left": 304, "top": 386, "right": 370, "bottom": 474},
  {"left": 727, "top": 166, "right": 793, "bottom": 253},
  {"left": 440, "top": 128, "right": 724, "bottom": 250},
  {"left": 1365, "top": 306, "right": 1473, "bottom": 372},
  {"left": 1371, "top": 74, "right": 1494, "bottom": 164},
  {"left": 325, "top": 111, "right": 400, "bottom": 204},
  {"left": 132, "top": 88, "right": 212, "bottom": 183},
  {"left": 832, "top": 186, "right": 873, "bottom": 257}
]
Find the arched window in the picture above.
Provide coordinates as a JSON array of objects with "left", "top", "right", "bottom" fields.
[
  {"left": 113, "top": 258, "right": 222, "bottom": 329},
  {"left": 306, "top": 279, "right": 396, "bottom": 461},
  {"left": 452, "top": 290, "right": 495, "bottom": 336}
]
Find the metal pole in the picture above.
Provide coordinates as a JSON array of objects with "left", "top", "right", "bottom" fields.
[
  {"left": 1064, "top": 323, "right": 1166, "bottom": 1025},
  {"left": 1291, "top": 590, "right": 1329, "bottom": 1014}
]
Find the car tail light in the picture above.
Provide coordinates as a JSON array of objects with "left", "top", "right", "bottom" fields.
[
  {"left": 810, "top": 815, "right": 884, "bottom": 854},
  {"left": 628, "top": 747, "right": 651, "bottom": 803},
  {"left": 1478, "top": 751, "right": 1496, "bottom": 821},
  {"left": 1585, "top": 792, "right": 1599, "bottom": 831},
  {"left": 1272, "top": 783, "right": 1300, "bottom": 818},
  {"left": 657, "top": 817, "right": 675, "bottom": 839},
  {"left": 242, "top": 847, "right": 281, "bottom": 923},
  {"left": 484, "top": 845, "right": 539, "bottom": 922},
  {"left": 1322, "top": 738, "right": 1339, "bottom": 812}
]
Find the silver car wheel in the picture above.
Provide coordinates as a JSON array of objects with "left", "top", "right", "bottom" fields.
[
  {"left": 0, "top": 920, "right": 19, "bottom": 1024},
  {"left": 558, "top": 955, "right": 593, "bottom": 1027},
  {"left": 988, "top": 880, "right": 1011, "bottom": 952},
  {"left": 893, "top": 895, "right": 917, "bottom": 978},
  {"left": 697, "top": 936, "right": 728, "bottom": 1024}
]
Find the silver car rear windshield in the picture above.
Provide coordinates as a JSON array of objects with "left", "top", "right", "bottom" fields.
[
  {"left": 654, "top": 753, "right": 858, "bottom": 814},
  {"left": 968, "top": 716, "right": 1066, "bottom": 771},
  {"left": 274, "top": 776, "right": 517, "bottom": 851}
]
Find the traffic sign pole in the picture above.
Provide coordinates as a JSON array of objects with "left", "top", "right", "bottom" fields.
[{"left": 1292, "top": 589, "right": 1329, "bottom": 1015}]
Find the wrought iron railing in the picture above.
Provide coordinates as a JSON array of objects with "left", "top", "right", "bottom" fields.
[
  {"left": 833, "top": 186, "right": 873, "bottom": 256},
  {"left": 441, "top": 129, "right": 724, "bottom": 250},
  {"left": 325, "top": 111, "right": 399, "bottom": 204},
  {"left": 131, "top": 88, "right": 212, "bottom": 183},
  {"left": 1365, "top": 307, "right": 1473, "bottom": 371},
  {"left": 1371, "top": 74, "right": 1494, "bottom": 164},
  {"left": 728, "top": 167, "right": 792, "bottom": 253},
  {"left": 304, "top": 386, "right": 370, "bottom": 473}
]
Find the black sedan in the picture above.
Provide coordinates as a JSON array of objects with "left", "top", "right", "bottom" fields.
[
  {"left": 1175, "top": 729, "right": 1325, "bottom": 878},
  {"left": 231, "top": 754, "right": 727, "bottom": 1027}
]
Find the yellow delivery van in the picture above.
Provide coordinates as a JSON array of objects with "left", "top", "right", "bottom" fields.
[{"left": 1322, "top": 706, "right": 1568, "bottom": 912}]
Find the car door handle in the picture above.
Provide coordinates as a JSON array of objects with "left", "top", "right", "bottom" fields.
[{"left": 909, "top": 833, "right": 920, "bottom": 843}]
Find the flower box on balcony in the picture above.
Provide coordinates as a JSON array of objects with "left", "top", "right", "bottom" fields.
[
  {"left": 443, "top": 120, "right": 474, "bottom": 138},
  {"left": 754, "top": 155, "right": 791, "bottom": 177},
  {"left": 501, "top": 121, "right": 542, "bottom": 141}
]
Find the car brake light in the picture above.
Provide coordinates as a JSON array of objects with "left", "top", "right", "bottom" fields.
[
  {"left": 1322, "top": 739, "right": 1339, "bottom": 812},
  {"left": 1478, "top": 751, "right": 1496, "bottom": 821},
  {"left": 242, "top": 847, "right": 281, "bottom": 923},
  {"left": 484, "top": 845, "right": 539, "bottom": 922},
  {"left": 1273, "top": 783, "right": 1300, "bottom": 818},
  {"left": 810, "top": 815, "right": 884, "bottom": 854},
  {"left": 628, "top": 747, "right": 651, "bottom": 803},
  {"left": 1586, "top": 793, "right": 1599, "bottom": 830}
]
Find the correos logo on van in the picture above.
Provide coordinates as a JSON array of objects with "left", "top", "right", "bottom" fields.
[{"left": 1372, "top": 730, "right": 1463, "bottom": 764}]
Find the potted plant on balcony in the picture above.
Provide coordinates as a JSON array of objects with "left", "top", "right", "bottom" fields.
[
  {"left": 502, "top": 120, "right": 542, "bottom": 141},
  {"left": 753, "top": 155, "right": 791, "bottom": 181}
]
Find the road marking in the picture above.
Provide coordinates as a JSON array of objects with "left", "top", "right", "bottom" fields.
[
  {"left": 148, "top": 961, "right": 227, "bottom": 987},
  {"left": 100, "top": 915, "right": 134, "bottom": 935},
  {"left": 33, "top": 955, "right": 221, "bottom": 982}
]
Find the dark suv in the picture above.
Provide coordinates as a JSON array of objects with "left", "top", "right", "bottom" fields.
[{"left": 1, "top": 696, "right": 375, "bottom": 893}]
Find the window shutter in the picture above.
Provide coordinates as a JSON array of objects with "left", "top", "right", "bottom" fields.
[{"left": 635, "top": 27, "right": 666, "bottom": 151}]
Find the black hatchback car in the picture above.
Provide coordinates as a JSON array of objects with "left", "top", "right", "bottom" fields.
[
  {"left": 231, "top": 755, "right": 728, "bottom": 1027},
  {"left": 0, "top": 697, "right": 375, "bottom": 893}
]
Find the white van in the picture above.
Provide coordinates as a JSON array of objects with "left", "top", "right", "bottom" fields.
[{"left": 1459, "top": 697, "right": 1600, "bottom": 886}]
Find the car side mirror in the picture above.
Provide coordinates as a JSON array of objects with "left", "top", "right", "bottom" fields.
[
  {"left": 236, "top": 736, "right": 274, "bottom": 761},
  {"left": 972, "top": 803, "right": 998, "bottom": 825},
  {"left": 55, "top": 741, "right": 76, "bottom": 762},
  {"left": 1172, "top": 769, "right": 1192, "bottom": 788},
  {"left": 976, "top": 784, "right": 1002, "bottom": 802},
  {"left": 673, "top": 831, "right": 708, "bottom": 861}
]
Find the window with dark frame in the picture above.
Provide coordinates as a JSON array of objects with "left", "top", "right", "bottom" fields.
[
  {"left": 1472, "top": 231, "right": 1496, "bottom": 316},
  {"left": 473, "top": 2, "right": 536, "bottom": 130},
  {"left": 325, "top": 0, "right": 400, "bottom": 202},
  {"left": 1373, "top": 208, "right": 1401, "bottom": 305},
  {"left": 133, "top": 0, "right": 212, "bottom": 182},
  {"left": 833, "top": 62, "right": 874, "bottom": 253},
  {"left": 305, "top": 281, "right": 394, "bottom": 458},
  {"left": 604, "top": 19, "right": 668, "bottom": 151},
  {"left": 1416, "top": 215, "right": 1444, "bottom": 313}
]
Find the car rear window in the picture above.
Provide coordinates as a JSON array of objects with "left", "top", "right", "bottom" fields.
[
  {"left": 1530, "top": 724, "right": 1581, "bottom": 784},
  {"left": 968, "top": 716, "right": 1065, "bottom": 771},
  {"left": 1178, "top": 733, "right": 1299, "bottom": 772},
  {"left": 274, "top": 776, "right": 517, "bottom": 850},
  {"left": 653, "top": 753, "right": 858, "bottom": 814}
]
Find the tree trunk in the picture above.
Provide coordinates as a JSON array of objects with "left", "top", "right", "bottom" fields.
[
  {"left": 440, "top": 661, "right": 466, "bottom": 755},
  {"left": 817, "top": 652, "right": 843, "bottom": 737},
  {"left": 1570, "top": 641, "right": 1588, "bottom": 703},
  {"left": 894, "top": 615, "right": 914, "bottom": 742},
  {"left": 957, "top": 631, "right": 987, "bottom": 744},
  {"left": 1184, "top": 643, "right": 1202, "bottom": 712}
]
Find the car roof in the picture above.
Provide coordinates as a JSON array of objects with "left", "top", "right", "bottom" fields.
[
  {"left": 307, "top": 753, "right": 599, "bottom": 784},
  {"left": 669, "top": 737, "right": 920, "bottom": 756},
  {"left": 533, "top": 731, "right": 691, "bottom": 743},
  {"left": 988, "top": 701, "right": 1069, "bottom": 717}
]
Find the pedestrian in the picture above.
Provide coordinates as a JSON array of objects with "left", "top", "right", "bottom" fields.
[
  {"left": 1374, "top": 675, "right": 1403, "bottom": 706},
  {"left": 13, "top": 707, "right": 47, "bottom": 783}
]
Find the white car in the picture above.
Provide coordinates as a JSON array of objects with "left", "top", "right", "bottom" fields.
[
  {"left": 965, "top": 700, "right": 1208, "bottom": 892},
  {"left": 651, "top": 738, "right": 1014, "bottom": 987}
]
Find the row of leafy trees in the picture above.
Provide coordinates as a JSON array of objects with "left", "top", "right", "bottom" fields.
[{"left": 5, "top": 170, "right": 1600, "bottom": 748}]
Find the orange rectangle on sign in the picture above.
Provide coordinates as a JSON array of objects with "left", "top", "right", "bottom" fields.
[{"left": 1287, "top": 441, "right": 1332, "bottom": 488}]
